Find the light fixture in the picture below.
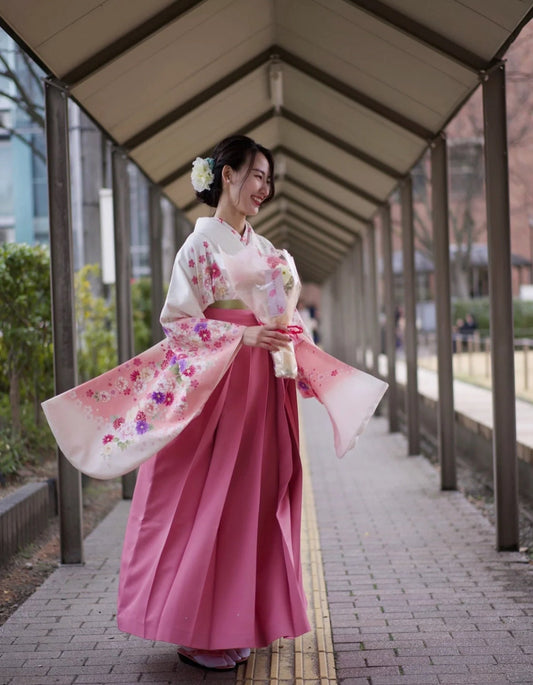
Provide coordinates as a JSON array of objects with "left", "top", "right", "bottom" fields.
[{"left": 269, "top": 56, "right": 283, "bottom": 113}]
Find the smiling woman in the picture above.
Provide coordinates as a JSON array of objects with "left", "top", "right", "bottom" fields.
[
  {"left": 194, "top": 135, "right": 275, "bottom": 225},
  {"left": 43, "top": 134, "right": 386, "bottom": 673}
]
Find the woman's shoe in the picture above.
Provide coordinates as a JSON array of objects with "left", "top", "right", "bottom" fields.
[
  {"left": 177, "top": 646, "right": 236, "bottom": 670},
  {"left": 226, "top": 647, "right": 251, "bottom": 664}
]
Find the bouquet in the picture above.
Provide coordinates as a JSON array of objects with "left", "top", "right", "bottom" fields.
[{"left": 218, "top": 246, "right": 302, "bottom": 377}]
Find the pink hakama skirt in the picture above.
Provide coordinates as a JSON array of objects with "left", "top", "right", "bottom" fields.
[{"left": 117, "top": 307, "right": 311, "bottom": 649}]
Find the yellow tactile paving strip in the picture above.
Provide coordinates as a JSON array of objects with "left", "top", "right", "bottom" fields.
[{"left": 235, "top": 425, "right": 337, "bottom": 684}]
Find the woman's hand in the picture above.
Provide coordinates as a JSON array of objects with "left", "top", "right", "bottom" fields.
[{"left": 242, "top": 324, "right": 292, "bottom": 351}]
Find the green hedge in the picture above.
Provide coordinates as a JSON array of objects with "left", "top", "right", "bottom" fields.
[{"left": 452, "top": 298, "right": 533, "bottom": 338}]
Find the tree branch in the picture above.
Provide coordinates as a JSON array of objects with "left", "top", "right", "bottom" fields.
[{"left": 0, "top": 118, "right": 46, "bottom": 162}]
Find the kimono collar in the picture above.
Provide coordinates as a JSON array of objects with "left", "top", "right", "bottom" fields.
[{"left": 194, "top": 217, "right": 254, "bottom": 253}]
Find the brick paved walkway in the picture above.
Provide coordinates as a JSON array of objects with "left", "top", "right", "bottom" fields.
[
  {"left": 1, "top": 398, "right": 533, "bottom": 684},
  {"left": 302, "top": 397, "right": 533, "bottom": 684}
]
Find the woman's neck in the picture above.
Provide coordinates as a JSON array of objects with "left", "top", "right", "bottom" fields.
[{"left": 214, "top": 204, "right": 246, "bottom": 235}]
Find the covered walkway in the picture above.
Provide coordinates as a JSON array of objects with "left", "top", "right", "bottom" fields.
[
  {"left": 1, "top": 402, "right": 532, "bottom": 684},
  {"left": 0, "top": 0, "right": 531, "bottom": 558},
  {"left": 1, "top": 1, "right": 533, "bottom": 681}
]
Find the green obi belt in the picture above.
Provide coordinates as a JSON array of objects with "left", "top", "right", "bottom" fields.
[{"left": 211, "top": 299, "right": 248, "bottom": 310}]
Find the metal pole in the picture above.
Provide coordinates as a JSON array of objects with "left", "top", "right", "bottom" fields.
[
  {"left": 354, "top": 237, "right": 366, "bottom": 368},
  {"left": 380, "top": 204, "right": 399, "bottom": 432},
  {"left": 112, "top": 147, "right": 136, "bottom": 500},
  {"left": 346, "top": 245, "right": 358, "bottom": 367},
  {"left": 44, "top": 79, "right": 83, "bottom": 564},
  {"left": 482, "top": 63, "right": 519, "bottom": 551},
  {"left": 367, "top": 223, "right": 381, "bottom": 375},
  {"left": 401, "top": 175, "right": 420, "bottom": 455},
  {"left": 431, "top": 134, "right": 456, "bottom": 490},
  {"left": 149, "top": 184, "right": 164, "bottom": 344}
]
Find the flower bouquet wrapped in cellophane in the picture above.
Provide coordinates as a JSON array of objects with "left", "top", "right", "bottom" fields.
[{"left": 217, "top": 246, "right": 302, "bottom": 378}]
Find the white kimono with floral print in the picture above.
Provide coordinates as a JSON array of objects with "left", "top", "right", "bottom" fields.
[{"left": 42, "top": 217, "right": 387, "bottom": 479}]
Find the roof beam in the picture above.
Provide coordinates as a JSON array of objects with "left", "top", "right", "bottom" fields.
[
  {"left": 285, "top": 224, "right": 344, "bottom": 264},
  {"left": 280, "top": 108, "right": 402, "bottom": 179},
  {"left": 291, "top": 254, "right": 329, "bottom": 280},
  {"left": 63, "top": 1, "right": 208, "bottom": 86},
  {"left": 262, "top": 226, "right": 284, "bottom": 243},
  {"left": 284, "top": 216, "right": 348, "bottom": 256},
  {"left": 159, "top": 108, "right": 275, "bottom": 187},
  {"left": 128, "top": 42, "right": 432, "bottom": 154},
  {"left": 290, "top": 248, "right": 336, "bottom": 277},
  {"left": 279, "top": 192, "right": 359, "bottom": 239},
  {"left": 344, "top": 0, "right": 486, "bottom": 72},
  {"left": 293, "top": 254, "right": 331, "bottom": 278},
  {"left": 285, "top": 214, "right": 350, "bottom": 256},
  {"left": 125, "top": 53, "right": 274, "bottom": 150},
  {"left": 284, "top": 174, "right": 368, "bottom": 226},
  {"left": 275, "top": 145, "right": 382, "bottom": 206},
  {"left": 253, "top": 209, "right": 284, "bottom": 231},
  {"left": 275, "top": 46, "right": 433, "bottom": 140},
  {"left": 288, "top": 240, "right": 337, "bottom": 273}
]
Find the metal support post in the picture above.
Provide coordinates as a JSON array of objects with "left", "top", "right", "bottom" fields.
[
  {"left": 431, "top": 134, "right": 456, "bottom": 490},
  {"left": 340, "top": 259, "right": 350, "bottom": 363},
  {"left": 354, "top": 237, "right": 366, "bottom": 368},
  {"left": 367, "top": 224, "right": 381, "bottom": 375},
  {"left": 44, "top": 79, "right": 84, "bottom": 564},
  {"left": 482, "top": 63, "right": 519, "bottom": 550},
  {"left": 112, "top": 147, "right": 136, "bottom": 499},
  {"left": 149, "top": 184, "right": 164, "bottom": 344},
  {"left": 401, "top": 175, "right": 420, "bottom": 455},
  {"left": 346, "top": 246, "right": 358, "bottom": 366},
  {"left": 380, "top": 204, "right": 399, "bottom": 432}
]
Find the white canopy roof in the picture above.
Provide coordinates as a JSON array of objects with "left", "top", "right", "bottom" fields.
[{"left": 1, "top": 0, "right": 531, "bottom": 281}]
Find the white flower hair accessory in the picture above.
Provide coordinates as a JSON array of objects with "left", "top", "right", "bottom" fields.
[{"left": 191, "top": 156, "right": 215, "bottom": 192}]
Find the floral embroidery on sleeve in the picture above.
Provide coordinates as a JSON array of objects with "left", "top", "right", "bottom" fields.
[
  {"left": 70, "top": 315, "right": 244, "bottom": 461},
  {"left": 183, "top": 237, "right": 232, "bottom": 306}
]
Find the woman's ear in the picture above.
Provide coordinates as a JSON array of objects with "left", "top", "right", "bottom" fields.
[{"left": 222, "top": 164, "right": 232, "bottom": 184}]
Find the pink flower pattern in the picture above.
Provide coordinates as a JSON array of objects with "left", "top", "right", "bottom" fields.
[{"left": 69, "top": 310, "right": 245, "bottom": 461}]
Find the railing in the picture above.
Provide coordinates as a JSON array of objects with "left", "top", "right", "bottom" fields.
[{"left": 418, "top": 331, "right": 533, "bottom": 401}]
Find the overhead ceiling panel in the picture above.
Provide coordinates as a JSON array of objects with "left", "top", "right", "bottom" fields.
[
  {"left": 278, "top": 118, "right": 397, "bottom": 200},
  {"left": 282, "top": 181, "right": 364, "bottom": 233},
  {"left": 71, "top": 0, "right": 274, "bottom": 142},
  {"left": 274, "top": 0, "right": 477, "bottom": 130},
  {"left": 381, "top": 0, "right": 531, "bottom": 60},
  {"left": 0, "top": 0, "right": 174, "bottom": 74},
  {"left": 285, "top": 211, "right": 356, "bottom": 251},
  {"left": 281, "top": 65, "right": 422, "bottom": 174},
  {"left": 130, "top": 67, "right": 271, "bottom": 181},
  {"left": 283, "top": 156, "right": 377, "bottom": 219}
]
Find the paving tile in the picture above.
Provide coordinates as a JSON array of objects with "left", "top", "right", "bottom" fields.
[{"left": 302, "top": 400, "right": 533, "bottom": 685}]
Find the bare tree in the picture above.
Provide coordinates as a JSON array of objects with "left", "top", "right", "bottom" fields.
[{"left": 0, "top": 42, "right": 45, "bottom": 162}]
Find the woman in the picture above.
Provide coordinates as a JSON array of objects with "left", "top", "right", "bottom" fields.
[
  {"left": 117, "top": 136, "right": 311, "bottom": 670},
  {"left": 42, "top": 135, "right": 386, "bottom": 672}
]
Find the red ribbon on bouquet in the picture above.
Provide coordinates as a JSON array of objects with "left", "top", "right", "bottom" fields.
[{"left": 276, "top": 325, "right": 303, "bottom": 338}]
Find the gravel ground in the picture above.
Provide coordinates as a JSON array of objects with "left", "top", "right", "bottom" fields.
[{"left": 421, "top": 435, "right": 533, "bottom": 560}]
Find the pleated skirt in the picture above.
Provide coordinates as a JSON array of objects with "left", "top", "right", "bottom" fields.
[{"left": 117, "top": 307, "right": 311, "bottom": 649}]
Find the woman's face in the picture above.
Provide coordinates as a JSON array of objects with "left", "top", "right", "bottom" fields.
[{"left": 224, "top": 152, "right": 272, "bottom": 217}]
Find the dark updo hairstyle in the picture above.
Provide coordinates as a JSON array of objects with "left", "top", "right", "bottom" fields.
[{"left": 195, "top": 135, "right": 275, "bottom": 208}]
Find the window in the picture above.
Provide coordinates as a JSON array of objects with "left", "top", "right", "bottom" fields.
[{"left": 448, "top": 140, "right": 483, "bottom": 198}]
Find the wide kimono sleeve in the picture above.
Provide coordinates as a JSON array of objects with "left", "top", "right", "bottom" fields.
[
  {"left": 41, "top": 234, "right": 246, "bottom": 480},
  {"left": 294, "top": 339, "right": 387, "bottom": 458}
]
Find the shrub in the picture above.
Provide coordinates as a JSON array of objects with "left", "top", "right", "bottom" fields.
[
  {"left": 0, "top": 242, "right": 53, "bottom": 437},
  {"left": 74, "top": 264, "right": 117, "bottom": 382},
  {"left": 452, "top": 298, "right": 533, "bottom": 338},
  {"left": 131, "top": 278, "right": 152, "bottom": 354}
]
